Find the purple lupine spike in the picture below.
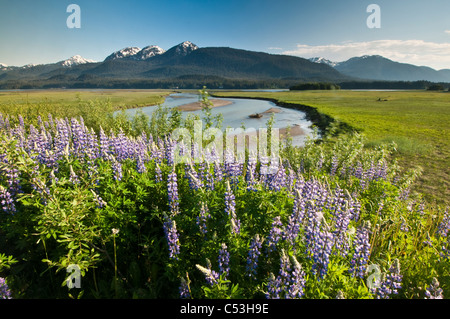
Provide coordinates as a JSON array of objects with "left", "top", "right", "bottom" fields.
[
  {"left": 196, "top": 262, "right": 220, "bottom": 287},
  {"left": 267, "top": 216, "right": 284, "bottom": 254},
  {"left": 0, "top": 277, "right": 12, "bottom": 299},
  {"left": 425, "top": 277, "right": 444, "bottom": 299},
  {"left": 286, "top": 255, "right": 306, "bottom": 299},
  {"left": 245, "top": 156, "right": 257, "bottom": 191},
  {"left": 163, "top": 215, "right": 180, "bottom": 260},
  {"left": 185, "top": 164, "right": 202, "bottom": 191},
  {"left": 69, "top": 165, "right": 80, "bottom": 185},
  {"left": 225, "top": 181, "right": 240, "bottom": 235},
  {"left": 0, "top": 185, "right": 16, "bottom": 214},
  {"left": 246, "top": 234, "right": 263, "bottom": 279},
  {"left": 330, "top": 155, "right": 339, "bottom": 176},
  {"left": 214, "top": 162, "right": 223, "bottom": 182},
  {"left": 136, "top": 155, "right": 146, "bottom": 174},
  {"left": 111, "top": 157, "right": 123, "bottom": 182},
  {"left": 167, "top": 168, "right": 179, "bottom": 215},
  {"left": 218, "top": 243, "right": 230, "bottom": 279},
  {"left": 268, "top": 163, "right": 287, "bottom": 191},
  {"left": 179, "top": 276, "right": 190, "bottom": 299},
  {"left": 375, "top": 259, "right": 402, "bottom": 299},
  {"left": 154, "top": 163, "right": 162, "bottom": 183},
  {"left": 266, "top": 249, "right": 305, "bottom": 299},
  {"left": 437, "top": 208, "right": 449, "bottom": 238},
  {"left": 165, "top": 137, "right": 175, "bottom": 166},
  {"left": 196, "top": 202, "right": 211, "bottom": 235},
  {"left": 91, "top": 189, "right": 106, "bottom": 209},
  {"left": 349, "top": 221, "right": 372, "bottom": 278}
]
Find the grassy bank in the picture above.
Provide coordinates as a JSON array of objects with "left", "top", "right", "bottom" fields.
[
  {"left": 211, "top": 90, "right": 450, "bottom": 206},
  {"left": 0, "top": 89, "right": 169, "bottom": 119}
]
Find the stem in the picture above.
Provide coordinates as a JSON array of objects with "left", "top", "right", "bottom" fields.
[{"left": 113, "top": 233, "right": 118, "bottom": 298}]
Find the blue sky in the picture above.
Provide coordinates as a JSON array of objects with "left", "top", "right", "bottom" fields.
[{"left": 1, "top": 0, "right": 450, "bottom": 69}]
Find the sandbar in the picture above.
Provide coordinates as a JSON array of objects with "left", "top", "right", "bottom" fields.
[{"left": 176, "top": 99, "right": 233, "bottom": 111}]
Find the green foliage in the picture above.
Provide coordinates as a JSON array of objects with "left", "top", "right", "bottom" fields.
[{"left": 0, "top": 89, "right": 448, "bottom": 300}]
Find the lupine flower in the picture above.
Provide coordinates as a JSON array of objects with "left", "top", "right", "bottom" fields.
[
  {"left": 196, "top": 202, "right": 211, "bottom": 235},
  {"left": 218, "top": 243, "right": 230, "bottom": 279},
  {"left": 246, "top": 234, "right": 263, "bottom": 279},
  {"left": 69, "top": 165, "right": 80, "bottom": 185},
  {"left": 437, "top": 208, "right": 450, "bottom": 238},
  {"left": 266, "top": 273, "right": 282, "bottom": 299},
  {"left": 267, "top": 216, "right": 284, "bottom": 253},
  {"left": 424, "top": 277, "right": 444, "bottom": 299},
  {"left": 163, "top": 215, "right": 180, "bottom": 260},
  {"left": 266, "top": 250, "right": 305, "bottom": 299},
  {"left": 268, "top": 163, "right": 287, "bottom": 191},
  {"left": 186, "top": 164, "right": 202, "bottom": 191},
  {"left": 91, "top": 189, "right": 106, "bottom": 209},
  {"left": 245, "top": 156, "right": 257, "bottom": 191},
  {"left": 154, "top": 163, "right": 162, "bottom": 183},
  {"left": 196, "top": 261, "right": 219, "bottom": 286},
  {"left": 111, "top": 157, "right": 123, "bottom": 182},
  {"left": 375, "top": 259, "right": 402, "bottom": 299},
  {"left": 214, "top": 162, "right": 223, "bottom": 182},
  {"left": 309, "top": 217, "right": 334, "bottom": 279},
  {"left": 286, "top": 255, "right": 306, "bottom": 299},
  {"left": 0, "top": 185, "right": 16, "bottom": 214},
  {"left": 349, "top": 222, "right": 372, "bottom": 278},
  {"left": 165, "top": 137, "right": 175, "bottom": 166},
  {"left": 136, "top": 155, "right": 146, "bottom": 174},
  {"left": 0, "top": 277, "right": 12, "bottom": 299},
  {"left": 225, "top": 181, "right": 240, "bottom": 235},
  {"left": 179, "top": 275, "right": 191, "bottom": 299},
  {"left": 167, "top": 168, "right": 179, "bottom": 215},
  {"left": 330, "top": 155, "right": 338, "bottom": 176}
]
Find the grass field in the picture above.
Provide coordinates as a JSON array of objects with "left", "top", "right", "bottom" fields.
[
  {"left": 0, "top": 89, "right": 169, "bottom": 118},
  {"left": 211, "top": 90, "right": 450, "bottom": 207}
]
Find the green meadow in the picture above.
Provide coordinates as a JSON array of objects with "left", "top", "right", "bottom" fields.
[
  {"left": 0, "top": 89, "right": 168, "bottom": 119},
  {"left": 212, "top": 90, "right": 450, "bottom": 206}
]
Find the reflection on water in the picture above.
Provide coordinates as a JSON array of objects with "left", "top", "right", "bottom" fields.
[{"left": 123, "top": 93, "right": 315, "bottom": 147}]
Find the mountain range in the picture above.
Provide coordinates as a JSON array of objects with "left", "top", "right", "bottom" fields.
[
  {"left": 1, "top": 41, "right": 449, "bottom": 89},
  {"left": 309, "top": 55, "right": 450, "bottom": 83}
]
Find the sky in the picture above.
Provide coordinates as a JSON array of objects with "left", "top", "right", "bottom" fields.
[{"left": 1, "top": 0, "right": 450, "bottom": 69}]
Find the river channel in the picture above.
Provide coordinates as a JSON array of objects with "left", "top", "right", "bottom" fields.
[{"left": 123, "top": 92, "right": 315, "bottom": 147}]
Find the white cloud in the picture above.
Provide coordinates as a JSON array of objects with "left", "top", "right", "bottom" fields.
[
  {"left": 445, "top": 30, "right": 450, "bottom": 35},
  {"left": 268, "top": 47, "right": 283, "bottom": 50},
  {"left": 283, "top": 39, "right": 450, "bottom": 70}
]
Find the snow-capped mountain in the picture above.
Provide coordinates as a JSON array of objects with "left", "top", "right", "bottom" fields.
[
  {"left": 103, "top": 42, "right": 197, "bottom": 61},
  {"left": 309, "top": 57, "right": 339, "bottom": 68},
  {"left": 174, "top": 41, "right": 199, "bottom": 56},
  {"left": 58, "top": 55, "right": 96, "bottom": 67},
  {"left": 104, "top": 45, "right": 166, "bottom": 61},
  {"left": 135, "top": 45, "right": 165, "bottom": 60},
  {"left": 0, "top": 63, "right": 7, "bottom": 69},
  {"left": 104, "top": 47, "right": 142, "bottom": 61}
]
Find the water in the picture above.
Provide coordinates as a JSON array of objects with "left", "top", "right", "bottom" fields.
[{"left": 122, "top": 93, "right": 314, "bottom": 147}]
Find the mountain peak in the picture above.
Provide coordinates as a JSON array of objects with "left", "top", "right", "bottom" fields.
[
  {"left": 135, "top": 45, "right": 165, "bottom": 60},
  {"left": 0, "top": 63, "right": 7, "bottom": 69},
  {"left": 59, "top": 55, "right": 96, "bottom": 67},
  {"left": 309, "top": 57, "right": 338, "bottom": 67},
  {"left": 104, "top": 47, "right": 142, "bottom": 61},
  {"left": 174, "top": 41, "right": 199, "bottom": 56}
]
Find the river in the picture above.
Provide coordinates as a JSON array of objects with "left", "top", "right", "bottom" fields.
[{"left": 122, "top": 92, "right": 315, "bottom": 147}]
